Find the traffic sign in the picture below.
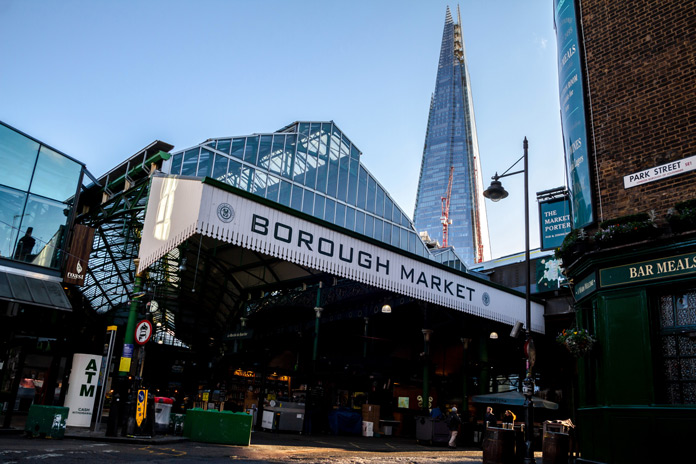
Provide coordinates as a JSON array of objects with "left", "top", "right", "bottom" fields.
[{"left": 134, "top": 320, "right": 153, "bottom": 345}]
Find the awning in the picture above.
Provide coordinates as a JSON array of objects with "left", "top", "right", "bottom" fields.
[
  {"left": 0, "top": 271, "right": 72, "bottom": 311},
  {"left": 472, "top": 390, "right": 559, "bottom": 409},
  {"left": 137, "top": 175, "right": 545, "bottom": 334}
]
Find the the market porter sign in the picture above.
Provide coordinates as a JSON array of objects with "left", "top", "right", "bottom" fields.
[
  {"left": 137, "top": 176, "right": 546, "bottom": 333},
  {"left": 539, "top": 197, "right": 571, "bottom": 250},
  {"left": 600, "top": 252, "right": 696, "bottom": 287}
]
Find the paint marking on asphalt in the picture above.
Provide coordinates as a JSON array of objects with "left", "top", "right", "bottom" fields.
[
  {"left": 385, "top": 442, "right": 397, "bottom": 449},
  {"left": 0, "top": 451, "right": 26, "bottom": 455},
  {"left": 348, "top": 442, "right": 362, "bottom": 449},
  {"left": 25, "top": 453, "right": 64, "bottom": 460},
  {"left": 315, "top": 441, "right": 332, "bottom": 445}
]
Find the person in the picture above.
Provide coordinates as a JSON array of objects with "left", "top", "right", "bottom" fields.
[
  {"left": 503, "top": 409, "right": 516, "bottom": 428},
  {"left": 485, "top": 406, "right": 497, "bottom": 428},
  {"left": 446, "top": 406, "right": 462, "bottom": 449},
  {"left": 14, "top": 227, "right": 36, "bottom": 261}
]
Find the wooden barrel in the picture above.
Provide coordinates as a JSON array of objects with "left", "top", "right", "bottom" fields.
[
  {"left": 542, "top": 432, "right": 570, "bottom": 464},
  {"left": 483, "top": 427, "right": 516, "bottom": 464}
]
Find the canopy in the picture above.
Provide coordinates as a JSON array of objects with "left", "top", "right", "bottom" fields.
[{"left": 472, "top": 390, "right": 558, "bottom": 410}]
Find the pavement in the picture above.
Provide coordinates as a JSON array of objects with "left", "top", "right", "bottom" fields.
[{"left": 1, "top": 413, "right": 550, "bottom": 463}]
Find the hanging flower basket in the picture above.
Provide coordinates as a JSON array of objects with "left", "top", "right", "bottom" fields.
[{"left": 556, "top": 328, "right": 596, "bottom": 357}]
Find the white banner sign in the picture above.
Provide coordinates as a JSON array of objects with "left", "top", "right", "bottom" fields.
[
  {"left": 623, "top": 155, "right": 696, "bottom": 189},
  {"left": 139, "top": 176, "right": 545, "bottom": 333},
  {"left": 64, "top": 353, "right": 102, "bottom": 427}
]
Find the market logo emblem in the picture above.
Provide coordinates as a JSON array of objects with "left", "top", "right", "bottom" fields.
[
  {"left": 217, "top": 203, "right": 235, "bottom": 223},
  {"left": 482, "top": 292, "right": 491, "bottom": 306},
  {"left": 67, "top": 261, "right": 86, "bottom": 281}
]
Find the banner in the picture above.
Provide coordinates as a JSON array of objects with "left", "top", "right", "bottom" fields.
[
  {"left": 64, "top": 224, "right": 95, "bottom": 286},
  {"left": 555, "top": 0, "right": 594, "bottom": 228},
  {"left": 64, "top": 353, "right": 102, "bottom": 427}
]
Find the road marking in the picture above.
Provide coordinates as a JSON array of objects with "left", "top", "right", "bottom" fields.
[
  {"left": 348, "top": 442, "right": 362, "bottom": 449},
  {"left": 26, "top": 453, "right": 64, "bottom": 460},
  {"left": 385, "top": 442, "right": 397, "bottom": 449},
  {"left": 138, "top": 446, "right": 187, "bottom": 457}
]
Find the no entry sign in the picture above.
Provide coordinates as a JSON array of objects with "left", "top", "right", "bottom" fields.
[{"left": 135, "top": 320, "right": 153, "bottom": 345}]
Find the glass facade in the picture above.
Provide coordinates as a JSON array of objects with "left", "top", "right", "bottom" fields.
[
  {"left": 0, "top": 122, "right": 83, "bottom": 269},
  {"left": 164, "top": 121, "right": 465, "bottom": 268},
  {"left": 413, "top": 7, "right": 491, "bottom": 266}
]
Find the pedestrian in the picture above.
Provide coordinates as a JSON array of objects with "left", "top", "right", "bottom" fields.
[
  {"left": 485, "top": 406, "right": 497, "bottom": 428},
  {"left": 446, "top": 406, "right": 462, "bottom": 448}
]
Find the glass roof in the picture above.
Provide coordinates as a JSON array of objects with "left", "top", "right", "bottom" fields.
[{"left": 163, "top": 121, "right": 467, "bottom": 270}]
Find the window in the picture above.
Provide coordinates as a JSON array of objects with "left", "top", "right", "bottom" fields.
[
  {"left": 324, "top": 198, "right": 336, "bottom": 223},
  {"left": 226, "top": 160, "right": 242, "bottom": 188},
  {"left": 657, "top": 290, "right": 696, "bottom": 404},
  {"left": 30, "top": 146, "right": 82, "bottom": 202},
  {"left": 313, "top": 194, "right": 325, "bottom": 220},
  {"left": 302, "top": 190, "right": 314, "bottom": 215},
  {"left": 196, "top": 149, "right": 212, "bottom": 177},
  {"left": 0, "top": 185, "right": 27, "bottom": 259},
  {"left": 258, "top": 135, "right": 273, "bottom": 170},
  {"left": 16, "top": 194, "right": 69, "bottom": 268},
  {"left": 335, "top": 203, "right": 346, "bottom": 228},
  {"left": 244, "top": 136, "right": 259, "bottom": 164},
  {"left": 181, "top": 149, "right": 199, "bottom": 176},
  {"left": 170, "top": 153, "right": 183, "bottom": 175},
  {"left": 279, "top": 181, "right": 292, "bottom": 206},
  {"left": 0, "top": 123, "right": 39, "bottom": 192},
  {"left": 212, "top": 154, "right": 229, "bottom": 181},
  {"left": 231, "top": 138, "right": 245, "bottom": 160},
  {"left": 216, "top": 139, "right": 231, "bottom": 155},
  {"left": 291, "top": 185, "right": 303, "bottom": 211}
]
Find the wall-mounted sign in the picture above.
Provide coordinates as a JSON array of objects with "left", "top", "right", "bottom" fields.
[
  {"left": 64, "top": 224, "right": 95, "bottom": 286},
  {"left": 554, "top": 0, "right": 594, "bottom": 228},
  {"left": 600, "top": 252, "right": 696, "bottom": 287},
  {"left": 64, "top": 353, "right": 102, "bottom": 427},
  {"left": 623, "top": 155, "right": 696, "bottom": 189},
  {"left": 573, "top": 272, "right": 597, "bottom": 301},
  {"left": 539, "top": 197, "right": 572, "bottom": 250}
]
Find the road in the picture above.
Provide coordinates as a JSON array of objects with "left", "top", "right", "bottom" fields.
[{"left": 0, "top": 433, "right": 493, "bottom": 463}]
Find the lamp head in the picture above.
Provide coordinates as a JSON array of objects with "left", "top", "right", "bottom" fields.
[{"left": 483, "top": 179, "right": 509, "bottom": 202}]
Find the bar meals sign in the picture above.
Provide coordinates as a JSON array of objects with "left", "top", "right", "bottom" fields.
[
  {"left": 623, "top": 155, "right": 696, "bottom": 189},
  {"left": 600, "top": 252, "right": 696, "bottom": 287},
  {"left": 138, "top": 176, "right": 545, "bottom": 334}
]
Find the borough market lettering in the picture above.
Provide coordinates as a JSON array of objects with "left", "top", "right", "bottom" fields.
[{"left": 250, "top": 214, "right": 476, "bottom": 302}]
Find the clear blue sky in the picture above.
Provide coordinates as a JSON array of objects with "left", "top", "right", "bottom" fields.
[{"left": 1, "top": 0, "right": 565, "bottom": 260}]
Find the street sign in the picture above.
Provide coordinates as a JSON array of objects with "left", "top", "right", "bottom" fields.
[{"left": 134, "top": 320, "right": 153, "bottom": 345}]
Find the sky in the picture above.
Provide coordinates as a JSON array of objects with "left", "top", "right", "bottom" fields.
[{"left": 0, "top": 0, "right": 565, "bottom": 260}]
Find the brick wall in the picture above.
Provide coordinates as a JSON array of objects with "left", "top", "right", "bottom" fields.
[{"left": 579, "top": 0, "right": 696, "bottom": 225}]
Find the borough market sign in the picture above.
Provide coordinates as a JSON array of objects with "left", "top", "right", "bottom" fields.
[{"left": 137, "top": 176, "right": 545, "bottom": 333}]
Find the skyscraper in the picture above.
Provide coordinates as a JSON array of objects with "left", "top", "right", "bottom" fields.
[{"left": 413, "top": 6, "right": 491, "bottom": 266}]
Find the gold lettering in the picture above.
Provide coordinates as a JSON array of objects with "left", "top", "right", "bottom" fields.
[
  {"left": 630, "top": 268, "right": 638, "bottom": 278},
  {"left": 657, "top": 262, "right": 667, "bottom": 273},
  {"left": 645, "top": 264, "right": 654, "bottom": 275}
]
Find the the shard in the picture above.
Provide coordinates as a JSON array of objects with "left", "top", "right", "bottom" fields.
[{"left": 413, "top": 6, "right": 491, "bottom": 266}]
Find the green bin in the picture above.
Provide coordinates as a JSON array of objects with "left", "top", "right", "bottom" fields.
[
  {"left": 183, "top": 409, "right": 253, "bottom": 445},
  {"left": 25, "top": 405, "right": 69, "bottom": 439}
]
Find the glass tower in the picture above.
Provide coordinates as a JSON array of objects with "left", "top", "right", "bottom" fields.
[{"left": 413, "top": 6, "right": 491, "bottom": 266}]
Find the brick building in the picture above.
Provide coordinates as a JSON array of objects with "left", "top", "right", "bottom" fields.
[{"left": 553, "top": 1, "right": 696, "bottom": 462}]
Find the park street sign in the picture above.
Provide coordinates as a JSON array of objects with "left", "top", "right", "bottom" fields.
[{"left": 623, "top": 155, "right": 696, "bottom": 189}]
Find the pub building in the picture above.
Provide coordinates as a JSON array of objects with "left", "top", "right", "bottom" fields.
[{"left": 552, "top": 1, "right": 696, "bottom": 462}]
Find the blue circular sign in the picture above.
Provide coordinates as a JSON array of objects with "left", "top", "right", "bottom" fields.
[{"left": 138, "top": 390, "right": 145, "bottom": 402}]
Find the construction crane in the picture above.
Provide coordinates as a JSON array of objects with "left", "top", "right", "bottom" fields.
[{"left": 440, "top": 166, "right": 454, "bottom": 247}]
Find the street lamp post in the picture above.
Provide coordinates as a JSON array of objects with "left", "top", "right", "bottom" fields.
[{"left": 483, "top": 137, "right": 535, "bottom": 464}]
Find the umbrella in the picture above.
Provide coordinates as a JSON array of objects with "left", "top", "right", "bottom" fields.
[{"left": 472, "top": 390, "right": 558, "bottom": 410}]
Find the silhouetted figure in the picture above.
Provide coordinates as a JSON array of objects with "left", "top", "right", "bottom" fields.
[{"left": 14, "top": 227, "right": 36, "bottom": 261}]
